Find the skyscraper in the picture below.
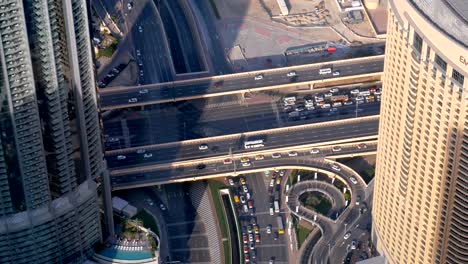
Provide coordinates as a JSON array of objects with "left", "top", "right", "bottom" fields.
[
  {"left": 372, "top": 0, "right": 467, "bottom": 263},
  {"left": 0, "top": 0, "right": 106, "bottom": 263}
]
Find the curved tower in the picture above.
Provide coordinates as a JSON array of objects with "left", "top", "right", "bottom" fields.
[
  {"left": 372, "top": 0, "right": 468, "bottom": 263},
  {"left": 0, "top": 0, "right": 106, "bottom": 263}
]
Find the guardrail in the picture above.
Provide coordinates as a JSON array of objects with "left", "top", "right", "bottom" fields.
[{"left": 105, "top": 115, "right": 379, "bottom": 155}]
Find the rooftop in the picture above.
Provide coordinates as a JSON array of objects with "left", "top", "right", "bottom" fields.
[{"left": 410, "top": 0, "right": 468, "bottom": 47}]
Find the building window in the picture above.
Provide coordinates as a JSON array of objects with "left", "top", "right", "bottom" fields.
[
  {"left": 452, "top": 69, "right": 465, "bottom": 85},
  {"left": 413, "top": 32, "right": 423, "bottom": 53},
  {"left": 426, "top": 46, "right": 431, "bottom": 60},
  {"left": 435, "top": 55, "right": 447, "bottom": 72}
]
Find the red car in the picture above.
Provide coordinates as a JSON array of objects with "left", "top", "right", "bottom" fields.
[
  {"left": 245, "top": 253, "right": 250, "bottom": 263},
  {"left": 255, "top": 234, "right": 261, "bottom": 243},
  {"left": 243, "top": 234, "right": 248, "bottom": 244},
  {"left": 357, "top": 143, "right": 367, "bottom": 149},
  {"left": 243, "top": 246, "right": 249, "bottom": 254},
  {"left": 248, "top": 200, "right": 254, "bottom": 209}
]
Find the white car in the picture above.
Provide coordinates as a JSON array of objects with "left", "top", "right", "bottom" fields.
[
  {"left": 228, "top": 178, "right": 234, "bottom": 186},
  {"left": 332, "top": 146, "right": 342, "bottom": 152},
  {"left": 332, "top": 70, "right": 340, "bottom": 76},
  {"left": 127, "top": 2, "right": 133, "bottom": 10},
  {"left": 143, "top": 153, "right": 153, "bottom": 158},
  {"left": 138, "top": 26, "right": 143, "bottom": 33},
  {"left": 128, "top": 98, "right": 138, "bottom": 103},
  {"left": 242, "top": 162, "right": 251, "bottom": 167},
  {"left": 344, "top": 101, "right": 353, "bottom": 105},
  {"left": 254, "top": 74, "right": 264, "bottom": 80},
  {"left": 344, "top": 232, "right": 351, "bottom": 240},
  {"left": 271, "top": 153, "right": 281, "bottom": 159},
  {"left": 159, "top": 204, "right": 166, "bottom": 211},
  {"left": 288, "top": 151, "right": 298, "bottom": 157},
  {"left": 136, "top": 49, "right": 141, "bottom": 56},
  {"left": 198, "top": 144, "right": 208, "bottom": 150},
  {"left": 139, "top": 89, "right": 148, "bottom": 94},
  {"left": 330, "top": 88, "right": 339, "bottom": 93},
  {"left": 351, "top": 240, "right": 357, "bottom": 250},
  {"left": 350, "top": 89, "right": 360, "bottom": 95},
  {"left": 269, "top": 179, "right": 275, "bottom": 187},
  {"left": 117, "top": 155, "right": 126, "bottom": 160},
  {"left": 324, "top": 93, "right": 333, "bottom": 98},
  {"left": 331, "top": 164, "right": 341, "bottom": 171},
  {"left": 240, "top": 196, "right": 246, "bottom": 204},
  {"left": 287, "top": 71, "right": 296, "bottom": 77},
  {"left": 242, "top": 185, "right": 249, "bottom": 193},
  {"left": 350, "top": 177, "right": 358, "bottom": 184},
  {"left": 310, "top": 148, "right": 320, "bottom": 154}
]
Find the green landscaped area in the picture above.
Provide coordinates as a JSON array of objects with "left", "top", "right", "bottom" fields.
[
  {"left": 292, "top": 215, "right": 313, "bottom": 249},
  {"left": 299, "top": 191, "right": 332, "bottom": 216},
  {"left": 97, "top": 38, "right": 118, "bottom": 59},
  {"left": 208, "top": 180, "right": 231, "bottom": 264},
  {"left": 133, "top": 209, "right": 159, "bottom": 236}
]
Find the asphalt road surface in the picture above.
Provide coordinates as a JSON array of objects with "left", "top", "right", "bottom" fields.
[
  {"left": 125, "top": 0, "right": 173, "bottom": 83},
  {"left": 99, "top": 59, "right": 383, "bottom": 108},
  {"left": 110, "top": 142, "right": 377, "bottom": 189},
  {"left": 103, "top": 100, "right": 380, "bottom": 149},
  {"left": 105, "top": 118, "right": 379, "bottom": 170}
]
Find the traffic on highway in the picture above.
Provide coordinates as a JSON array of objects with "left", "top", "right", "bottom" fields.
[{"left": 98, "top": 57, "right": 383, "bottom": 109}]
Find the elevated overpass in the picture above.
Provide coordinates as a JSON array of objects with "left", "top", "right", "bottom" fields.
[
  {"left": 105, "top": 116, "right": 379, "bottom": 171},
  {"left": 99, "top": 55, "right": 384, "bottom": 110},
  {"left": 110, "top": 140, "right": 378, "bottom": 190}
]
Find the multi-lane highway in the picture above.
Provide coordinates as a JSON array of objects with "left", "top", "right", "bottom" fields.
[
  {"left": 99, "top": 56, "right": 384, "bottom": 109},
  {"left": 105, "top": 117, "right": 379, "bottom": 171},
  {"left": 103, "top": 99, "right": 380, "bottom": 149},
  {"left": 110, "top": 141, "right": 377, "bottom": 189}
]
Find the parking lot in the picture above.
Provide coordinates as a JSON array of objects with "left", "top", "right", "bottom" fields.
[{"left": 227, "top": 171, "right": 289, "bottom": 263}]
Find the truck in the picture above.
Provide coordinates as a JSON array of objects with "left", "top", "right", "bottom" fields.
[
  {"left": 274, "top": 201, "right": 280, "bottom": 213},
  {"left": 277, "top": 216, "right": 285, "bottom": 234},
  {"left": 331, "top": 94, "right": 349, "bottom": 103}
]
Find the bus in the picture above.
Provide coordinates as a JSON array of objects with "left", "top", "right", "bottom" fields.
[
  {"left": 274, "top": 201, "right": 280, "bottom": 213},
  {"left": 244, "top": 139, "right": 264, "bottom": 149},
  {"left": 277, "top": 216, "right": 285, "bottom": 234}
]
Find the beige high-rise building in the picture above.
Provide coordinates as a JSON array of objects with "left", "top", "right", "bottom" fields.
[{"left": 372, "top": 0, "right": 467, "bottom": 264}]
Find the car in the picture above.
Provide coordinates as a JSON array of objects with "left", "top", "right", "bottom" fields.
[
  {"left": 213, "top": 80, "right": 224, "bottom": 87},
  {"left": 321, "top": 103, "right": 331, "bottom": 109},
  {"left": 254, "top": 74, "right": 264, "bottom": 80},
  {"left": 273, "top": 232, "right": 279, "bottom": 240},
  {"left": 243, "top": 234, "right": 248, "bottom": 244},
  {"left": 255, "top": 154, "right": 264, "bottom": 160},
  {"left": 286, "top": 71, "right": 296, "bottom": 77},
  {"left": 331, "top": 163, "right": 341, "bottom": 171},
  {"left": 332, "top": 146, "right": 342, "bottom": 152},
  {"left": 248, "top": 233, "right": 254, "bottom": 242},
  {"left": 246, "top": 192, "right": 251, "bottom": 200},
  {"left": 143, "top": 153, "right": 153, "bottom": 158},
  {"left": 350, "top": 177, "right": 358, "bottom": 184},
  {"left": 240, "top": 157, "right": 250, "bottom": 163},
  {"left": 357, "top": 143, "right": 367, "bottom": 149},
  {"left": 351, "top": 240, "right": 357, "bottom": 250},
  {"left": 223, "top": 158, "right": 233, "bottom": 165},
  {"left": 136, "top": 149, "right": 146, "bottom": 154},
  {"left": 117, "top": 155, "right": 126, "bottom": 160},
  {"left": 310, "top": 148, "right": 320, "bottom": 154},
  {"left": 136, "top": 49, "right": 141, "bottom": 56},
  {"left": 138, "top": 26, "right": 143, "bottom": 33},
  {"left": 344, "top": 101, "right": 353, "bottom": 105},
  {"left": 324, "top": 93, "right": 333, "bottom": 98},
  {"left": 196, "top": 164, "right": 206, "bottom": 170},
  {"left": 288, "top": 151, "right": 298, "bottom": 157},
  {"left": 266, "top": 225, "right": 272, "bottom": 234},
  {"left": 249, "top": 242, "right": 255, "bottom": 250},
  {"left": 228, "top": 178, "right": 235, "bottom": 186},
  {"left": 255, "top": 234, "right": 260, "bottom": 243},
  {"left": 360, "top": 205, "right": 368, "bottom": 214},
  {"left": 253, "top": 225, "right": 259, "bottom": 234},
  {"left": 332, "top": 70, "right": 340, "bottom": 76},
  {"left": 329, "top": 107, "right": 338, "bottom": 113},
  {"left": 276, "top": 177, "right": 281, "bottom": 185},
  {"left": 279, "top": 170, "right": 285, "bottom": 177},
  {"left": 128, "top": 98, "right": 138, "bottom": 103},
  {"left": 240, "top": 196, "right": 246, "bottom": 204},
  {"left": 127, "top": 2, "right": 133, "bottom": 10},
  {"left": 242, "top": 162, "right": 251, "bottom": 167},
  {"left": 250, "top": 217, "right": 257, "bottom": 225},
  {"left": 240, "top": 177, "right": 246, "bottom": 185},
  {"left": 243, "top": 185, "right": 249, "bottom": 193},
  {"left": 139, "top": 89, "right": 148, "bottom": 94},
  {"left": 270, "top": 207, "right": 274, "bottom": 215},
  {"left": 350, "top": 89, "right": 360, "bottom": 95},
  {"left": 356, "top": 195, "right": 361, "bottom": 205},
  {"left": 251, "top": 250, "right": 257, "bottom": 259},
  {"left": 330, "top": 88, "right": 339, "bottom": 93},
  {"left": 198, "top": 144, "right": 208, "bottom": 150},
  {"left": 344, "top": 232, "right": 351, "bottom": 240},
  {"left": 271, "top": 153, "right": 281, "bottom": 159},
  {"left": 245, "top": 253, "right": 250, "bottom": 263},
  {"left": 269, "top": 178, "right": 275, "bottom": 187},
  {"left": 269, "top": 259, "right": 274, "bottom": 264},
  {"left": 139, "top": 70, "right": 144, "bottom": 76},
  {"left": 243, "top": 246, "right": 249, "bottom": 254},
  {"left": 283, "top": 105, "right": 294, "bottom": 112}
]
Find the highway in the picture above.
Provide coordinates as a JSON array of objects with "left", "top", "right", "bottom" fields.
[
  {"left": 105, "top": 117, "right": 379, "bottom": 170},
  {"left": 110, "top": 141, "right": 377, "bottom": 189},
  {"left": 103, "top": 99, "right": 380, "bottom": 149},
  {"left": 99, "top": 57, "right": 383, "bottom": 109}
]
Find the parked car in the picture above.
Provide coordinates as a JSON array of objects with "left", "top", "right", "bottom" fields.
[
  {"left": 243, "top": 185, "right": 249, "bottom": 193},
  {"left": 240, "top": 177, "right": 246, "bottom": 185},
  {"left": 266, "top": 225, "right": 272, "bottom": 234},
  {"left": 351, "top": 240, "right": 357, "bottom": 250},
  {"left": 242, "top": 162, "right": 251, "bottom": 167},
  {"left": 228, "top": 178, "right": 235, "bottom": 186},
  {"left": 240, "top": 196, "right": 246, "bottom": 204}
]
